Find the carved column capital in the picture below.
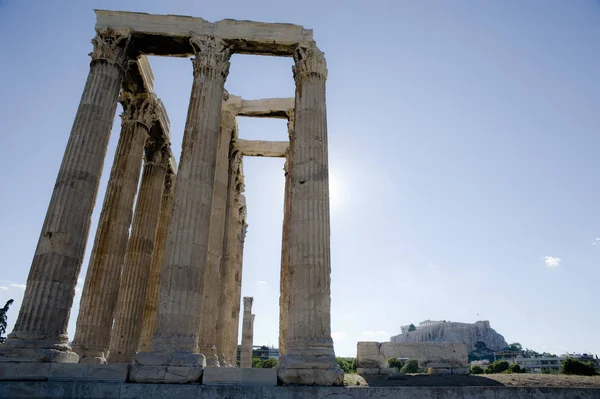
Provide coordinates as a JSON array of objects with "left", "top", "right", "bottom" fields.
[
  {"left": 120, "top": 92, "right": 159, "bottom": 130},
  {"left": 90, "top": 29, "right": 131, "bottom": 71},
  {"left": 243, "top": 297, "right": 253, "bottom": 311},
  {"left": 189, "top": 34, "right": 232, "bottom": 82},
  {"left": 292, "top": 43, "right": 328, "bottom": 82},
  {"left": 145, "top": 140, "right": 171, "bottom": 170}
]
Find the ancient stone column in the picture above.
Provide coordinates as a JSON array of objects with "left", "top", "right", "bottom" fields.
[
  {"left": 141, "top": 35, "right": 232, "bottom": 365},
  {"left": 0, "top": 30, "right": 130, "bottom": 363},
  {"left": 72, "top": 92, "right": 156, "bottom": 364},
  {"left": 277, "top": 44, "right": 344, "bottom": 386},
  {"left": 138, "top": 170, "right": 175, "bottom": 353},
  {"left": 228, "top": 197, "right": 248, "bottom": 365},
  {"left": 214, "top": 151, "right": 243, "bottom": 367},
  {"left": 197, "top": 94, "right": 236, "bottom": 367},
  {"left": 108, "top": 143, "right": 170, "bottom": 363},
  {"left": 240, "top": 297, "right": 254, "bottom": 368},
  {"left": 278, "top": 114, "right": 294, "bottom": 357}
]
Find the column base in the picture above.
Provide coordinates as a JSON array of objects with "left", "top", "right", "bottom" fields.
[
  {"left": 70, "top": 345, "right": 108, "bottom": 364},
  {"left": 0, "top": 334, "right": 79, "bottom": 363},
  {"left": 129, "top": 351, "right": 205, "bottom": 383},
  {"left": 197, "top": 344, "right": 220, "bottom": 367}
]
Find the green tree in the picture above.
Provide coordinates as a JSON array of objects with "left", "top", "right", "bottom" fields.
[
  {"left": 470, "top": 365, "right": 484, "bottom": 374},
  {"left": 560, "top": 358, "right": 598, "bottom": 376},
  {"left": 408, "top": 324, "right": 417, "bottom": 332},
  {"left": 507, "top": 342, "right": 522, "bottom": 352},
  {"left": 336, "top": 357, "right": 357, "bottom": 373},
  {"left": 387, "top": 357, "right": 404, "bottom": 370},
  {"left": 485, "top": 360, "right": 510, "bottom": 374},
  {"left": 0, "top": 299, "right": 14, "bottom": 344},
  {"left": 261, "top": 358, "right": 278, "bottom": 368},
  {"left": 400, "top": 359, "right": 419, "bottom": 374},
  {"left": 251, "top": 357, "right": 263, "bottom": 368}
]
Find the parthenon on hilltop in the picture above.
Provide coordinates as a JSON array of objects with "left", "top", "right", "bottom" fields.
[{"left": 0, "top": 10, "right": 343, "bottom": 386}]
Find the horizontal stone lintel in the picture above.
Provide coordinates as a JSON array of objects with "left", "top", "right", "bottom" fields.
[
  {"left": 237, "top": 140, "right": 288, "bottom": 158},
  {"left": 95, "top": 10, "right": 314, "bottom": 57}
]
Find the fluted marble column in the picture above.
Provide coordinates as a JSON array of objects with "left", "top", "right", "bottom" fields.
[
  {"left": 229, "top": 196, "right": 248, "bottom": 365},
  {"left": 109, "top": 143, "right": 170, "bottom": 363},
  {"left": 277, "top": 44, "right": 343, "bottom": 386},
  {"left": 279, "top": 114, "right": 294, "bottom": 357},
  {"left": 214, "top": 151, "right": 243, "bottom": 367},
  {"left": 73, "top": 92, "right": 156, "bottom": 364},
  {"left": 141, "top": 35, "right": 231, "bottom": 364},
  {"left": 0, "top": 30, "right": 130, "bottom": 363},
  {"left": 197, "top": 94, "right": 236, "bottom": 366},
  {"left": 240, "top": 297, "right": 254, "bottom": 368},
  {"left": 138, "top": 171, "right": 175, "bottom": 353}
]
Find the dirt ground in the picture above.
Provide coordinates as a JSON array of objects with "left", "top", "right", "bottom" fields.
[{"left": 344, "top": 373, "right": 600, "bottom": 388}]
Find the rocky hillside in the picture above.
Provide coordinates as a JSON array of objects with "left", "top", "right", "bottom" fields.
[{"left": 390, "top": 320, "right": 508, "bottom": 352}]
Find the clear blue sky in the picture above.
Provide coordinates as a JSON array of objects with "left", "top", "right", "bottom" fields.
[{"left": 1, "top": 0, "right": 599, "bottom": 358}]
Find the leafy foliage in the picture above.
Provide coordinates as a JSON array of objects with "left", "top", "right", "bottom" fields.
[
  {"left": 400, "top": 359, "right": 419, "bottom": 374},
  {"left": 560, "top": 358, "right": 598, "bottom": 376},
  {"left": 506, "top": 342, "right": 523, "bottom": 352},
  {"left": 387, "top": 357, "right": 404, "bottom": 370},
  {"left": 408, "top": 324, "right": 417, "bottom": 332},
  {"left": 470, "top": 365, "right": 484, "bottom": 374},
  {"left": 484, "top": 360, "right": 509, "bottom": 374},
  {"left": 336, "top": 357, "right": 357, "bottom": 373},
  {"left": 0, "top": 299, "right": 14, "bottom": 344},
  {"left": 261, "top": 358, "right": 278, "bottom": 368}
]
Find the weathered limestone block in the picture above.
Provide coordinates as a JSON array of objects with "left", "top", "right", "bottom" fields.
[
  {"left": 356, "top": 342, "right": 385, "bottom": 369},
  {"left": 0, "top": 29, "right": 131, "bottom": 364},
  {"left": 109, "top": 144, "right": 169, "bottom": 363},
  {"left": 73, "top": 92, "right": 156, "bottom": 364},
  {"left": 277, "top": 43, "right": 343, "bottom": 386}
]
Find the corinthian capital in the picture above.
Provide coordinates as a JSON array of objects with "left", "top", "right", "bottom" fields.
[
  {"left": 189, "top": 34, "right": 232, "bottom": 81},
  {"left": 90, "top": 29, "right": 131, "bottom": 70},
  {"left": 119, "top": 92, "right": 159, "bottom": 129},
  {"left": 243, "top": 297, "right": 253, "bottom": 312},
  {"left": 292, "top": 43, "right": 328, "bottom": 82}
]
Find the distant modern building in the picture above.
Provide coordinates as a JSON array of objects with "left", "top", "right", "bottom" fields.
[
  {"left": 236, "top": 345, "right": 279, "bottom": 363},
  {"left": 494, "top": 351, "right": 600, "bottom": 373}
]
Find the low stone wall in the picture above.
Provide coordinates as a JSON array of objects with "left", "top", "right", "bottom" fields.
[
  {"left": 357, "top": 341, "right": 469, "bottom": 375},
  {"left": 1, "top": 381, "right": 600, "bottom": 399}
]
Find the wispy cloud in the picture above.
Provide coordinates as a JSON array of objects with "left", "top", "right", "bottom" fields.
[
  {"left": 0, "top": 286, "right": 7, "bottom": 291},
  {"left": 543, "top": 256, "right": 561, "bottom": 268},
  {"left": 257, "top": 280, "right": 267, "bottom": 284},
  {"left": 427, "top": 262, "right": 437, "bottom": 269},
  {"left": 361, "top": 330, "right": 390, "bottom": 338},
  {"left": 331, "top": 331, "right": 346, "bottom": 341},
  {"left": 9, "top": 283, "right": 26, "bottom": 289},
  {"left": 592, "top": 238, "right": 600, "bottom": 246}
]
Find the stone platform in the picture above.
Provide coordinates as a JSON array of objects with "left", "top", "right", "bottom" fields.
[{"left": 1, "top": 381, "right": 599, "bottom": 398}]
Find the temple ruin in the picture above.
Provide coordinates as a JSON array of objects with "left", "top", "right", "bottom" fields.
[{"left": 0, "top": 9, "right": 342, "bottom": 386}]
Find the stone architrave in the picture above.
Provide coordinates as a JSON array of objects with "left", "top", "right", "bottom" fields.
[
  {"left": 197, "top": 93, "right": 236, "bottom": 367},
  {"left": 137, "top": 35, "right": 232, "bottom": 371},
  {"left": 240, "top": 297, "right": 254, "bottom": 368},
  {"left": 72, "top": 92, "right": 156, "bottom": 364},
  {"left": 138, "top": 171, "right": 175, "bottom": 353},
  {"left": 278, "top": 113, "right": 294, "bottom": 356},
  {"left": 108, "top": 143, "right": 170, "bottom": 363},
  {"left": 277, "top": 44, "right": 344, "bottom": 386},
  {"left": 0, "top": 30, "right": 130, "bottom": 363}
]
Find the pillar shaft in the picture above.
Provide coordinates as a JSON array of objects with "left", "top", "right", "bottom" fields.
[
  {"left": 73, "top": 92, "right": 156, "bottom": 363},
  {"left": 109, "top": 144, "right": 169, "bottom": 363},
  {"left": 197, "top": 100, "right": 235, "bottom": 366},
  {"left": 149, "top": 35, "right": 232, "bottom": 356},
  {"left": 229, "top": 200, "right": 247, "bottom": 365},
  {"left": 240, "top": 297, "right": 254, "bottom": 368},
  {"left": 214, "top": 151, "right": 243, "bottom": 367},
  {"left": 278, "top": 115, "right": 294, "bottom": 357},
  {"left": 138, "top": 171, "right": 175, "bottom": 353},
  {"left": 278, "top": 44, "right": 343, "bottom": 385},
  {"left": 0, "top": 30, "right": 130, "bottom": 363}
]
